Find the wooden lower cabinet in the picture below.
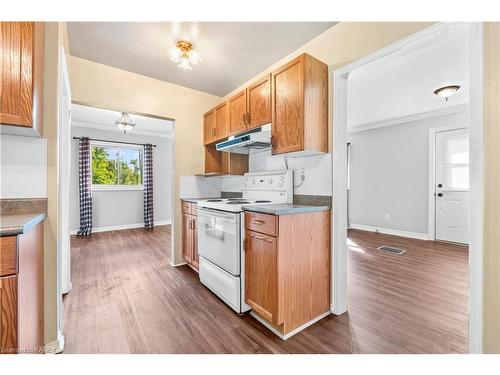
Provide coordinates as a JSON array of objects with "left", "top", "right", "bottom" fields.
[
  {"left": 0, "top": 275, "right": 18, "bottom": 354},
  {"left": 244, "top": 210, "right": 330, "bottom": 335},
  {"left": 0, "top": 221, "right": 44, "bottom": 354},
  {"left": 181, "top": 201, "right": 199, "bottom": 271}
]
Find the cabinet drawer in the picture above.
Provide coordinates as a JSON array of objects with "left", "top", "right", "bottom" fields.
[
  {"left": 245, "top": 212, "right": 277, "bottom": 237},
  {"left": 182, "top": 201, "right": 192, "bottom": 214},
  {"left": 0, "top": 236, "right": 18, "bottom": 277}
]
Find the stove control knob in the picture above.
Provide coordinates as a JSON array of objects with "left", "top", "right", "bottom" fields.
[
  {"left": 268, "top": 177, "right": 273, "bottom": 184},
  {"left": 278, "top": 182, "right": 283, "bottom": 188}
]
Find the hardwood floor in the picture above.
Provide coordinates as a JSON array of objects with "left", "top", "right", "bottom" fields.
[{"left": 63, "top": 226, "right": 468, "bottom": 354}]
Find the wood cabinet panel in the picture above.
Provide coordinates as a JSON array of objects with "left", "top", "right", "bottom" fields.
[
  {"left": 214, "top": 101, "right": 229, "bottom": 141},
  {"left": 182, "top": 213, "right": 193, "bottom": 263},
  {"left": 244, "top": 212, "right": 277, "bottom": 237},
  {"left": 245, "top": 230, "right": 278, "bottom": 324},
  {"left": 0, "top": 22, "right": 44, "bottom": 134},
  {"left": 0, "top": 236, "right": 17, "bottom": 277},
  {"left": 221, "top": 152, "right": 248, "bottom": 176},
  {"left": 191, "top": 216, "right": 199, "bottom": 271},
  {"left": 228, "top": 90, "right": 247, "bottom": 135},
  {"left": 204, "top": 145, "right": 223, "bottom": 174},
  {"left": 247, "top": 74, "right": 271, "bottom": 130},
  {"left": 271, "top": 55, "right": 305, "bottom": 154},
  {"left": 203, "top": 109, "right": 216, "bottom": 145},
  {"left": 0, "top": 275, "right": 18, "bottom": 354},
  {"left": 182, "top": 201, "right": 192, "bottom": 215},
  {"left": 271, "top": 53, "right": 328, "bottom": 155}
]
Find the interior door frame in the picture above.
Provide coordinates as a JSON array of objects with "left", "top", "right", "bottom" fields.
[
  {"left": 428, "top": 125, "right": 469, "bottom": 241},
  {"left": 332, "top": 22, "right": 484, "bottom": 353}
]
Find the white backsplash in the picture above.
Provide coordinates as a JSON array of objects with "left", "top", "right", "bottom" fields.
[
  {"left": 179, "top": 176, "right": 222, "bottom": 198},
  {"left": 248, "top": 149, "right": 332, "bottom": 196},
  {"left": 0, "top": 134, "right": 47, "bottom": 198}
]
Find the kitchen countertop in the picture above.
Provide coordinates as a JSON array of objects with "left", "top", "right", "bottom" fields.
[
  {"left": 181, "top": 197, "right": 220, "bottom": 204},
  {"left": 0, "top": 212, "right": 46, "bottom": 237},
  {"left": 243, "top": 204, "right": 330, "bottom": 216}
]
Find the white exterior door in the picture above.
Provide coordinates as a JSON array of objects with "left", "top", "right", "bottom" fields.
[{"left": 435, "top": 129, "right": 470, "bottom": 244}]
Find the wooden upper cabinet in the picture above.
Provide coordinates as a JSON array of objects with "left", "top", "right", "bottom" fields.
[
  {"left": 203, "top": 109, "right": 216, "bottom": 145},
  {"left": 271, "top": 53, "right": 328, "bottom": 155},
  {"left": 228, "top": 90, "right": 247, "bottom": 136},
  {"left": 214, "top": 101, "right": 229, "bottom": 141},
  {"left": 245, "top": 230, "right": 278, "bottom": 325},
  {"left": 0, "top": 22, "right": 44, "bottom": 136},
  {"left": 247, "top": 74, "right": 271, "bottom": 130}
]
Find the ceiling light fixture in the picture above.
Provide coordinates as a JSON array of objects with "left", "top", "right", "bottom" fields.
[
  {"left": 168, "top": 40, "right": 201, "bottom": 70},
  {"left": 115, "top": 112, "right": 136, "bottom": 134},
  {"left": 434, "top": 85, "right": 460, "bottom": 101}
]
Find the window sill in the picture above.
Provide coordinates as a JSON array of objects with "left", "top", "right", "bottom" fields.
[{"left": 92, "top": 185, "right": 144, "bottom": 192}]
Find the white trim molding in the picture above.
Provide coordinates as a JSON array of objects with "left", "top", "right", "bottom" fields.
[
  {"left": 72, "top": 121, "right": 174, "bottom": 139},
  {"left": 349, "top": 223, "right": 429, "bottom": 241},
  {"left": 349, "top": 104, "right": 469, "bottom": 134},
  {"left": 44, "top": 334, "right": 65, "bottom": 354},
  {"left": 70, "top": 220, "right": 171, "bottom": 235}
]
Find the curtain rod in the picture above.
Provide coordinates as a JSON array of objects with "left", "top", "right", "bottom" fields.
[{"left": 72, "top": 137, "right": 156, "bottom": 147}]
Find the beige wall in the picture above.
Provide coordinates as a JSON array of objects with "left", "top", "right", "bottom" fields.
[
  {"left": 483, "top": 22, "right": 500, "bottom": 353},
  {"left": 66, "top": 55, "right": 220, "bottom": 270},
  {"left": 42, "top": 22, "right": 66, "bottom": 347}
]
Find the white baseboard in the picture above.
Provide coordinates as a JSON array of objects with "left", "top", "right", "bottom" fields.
[
  {"left": 70, "top": 220, "right": 171, "bottom": 235},
  {"left": 45, "top": 334, "right": 64, "bottom": 354},
  {"left": 349, "top": 223, "right": 429, "bottom": 241}
]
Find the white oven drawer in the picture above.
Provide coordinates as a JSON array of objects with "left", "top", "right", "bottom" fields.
[
  {"left": 197, "top": 208, "right": 241, "bottom": 276},
  {"left": 199, "top": 257, "right": 241, "bottom": 313}
]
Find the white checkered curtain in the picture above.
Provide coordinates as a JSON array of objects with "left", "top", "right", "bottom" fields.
[
  {"left": 77, "top": 137, "right": 93, "bottom": 236},
  {"left": 143, "top": 144, "right": 154, "bottom": 229}
]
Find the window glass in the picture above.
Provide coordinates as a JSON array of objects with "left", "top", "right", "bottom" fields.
[{"left": 91, "top": 143, "right": 143, "bottom": 187}]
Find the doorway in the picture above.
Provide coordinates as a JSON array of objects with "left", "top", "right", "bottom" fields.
[{"left": 332, "top": 22, "right": 484, "bottom": 353}]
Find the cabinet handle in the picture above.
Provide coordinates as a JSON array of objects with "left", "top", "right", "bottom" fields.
[
  {"left": 252, "top": 220, "right": 265, "bottom": 225},
  {"left": 189, "top": 219, "right": 193, "bottom": 229},
  {"left": 271, "top": 135, "right": 276, "bottom": 147},
  {"left": 250, "top": 234, "right": 273, "bottom": 243}
]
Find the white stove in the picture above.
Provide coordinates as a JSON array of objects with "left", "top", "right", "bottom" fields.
[
  {"left": 197, "top": 169, "right": 293, "bottom": 212},
  {"left": 197, "top": 170, "right": 292, "bottom": 313}
]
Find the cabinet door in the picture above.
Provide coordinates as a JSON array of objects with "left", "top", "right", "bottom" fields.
[
  {"left": 204, "top": 145, "right": 222, "bottom": 174},
  {"left": 245, "top": 230, "right": 278, "bottom": 324},
  {"left": 247, "top": 74, "right": 271, "bottom": 130},
  {"left": 203, "top": 109, "right": 216, "bottom": 145},
  {"left": 271, "top": 55, "right": 304, "bottom": 154},
  {"left": 214, "top": 101, "right": 229, "bottom": 141},
  {"left": 191, "top": 216, "right": 199, "bottom": 271},
  {"left": 0, "top": 22, "right": 43, "bottom": 132},
  {"left": 182, "top": 214, "right": 193, "bottom": 263},
  {"left": 228, "top": 90, "right": 247, "bottom": 136},
  {"left": 0, "top": 275, "right": 18, "bottom": 354}
]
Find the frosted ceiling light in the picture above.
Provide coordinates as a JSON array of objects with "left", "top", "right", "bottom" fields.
[{"left": 168, "top": 40, "right": 202, "bottom": 71}]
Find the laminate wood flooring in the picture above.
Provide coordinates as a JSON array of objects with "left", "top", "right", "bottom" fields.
[{"left": 63, "top": 226, "right": 468, "bottom": 353}]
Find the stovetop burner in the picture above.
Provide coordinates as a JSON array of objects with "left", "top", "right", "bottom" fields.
[
  {"left": 226, "top": 198, "right": 244, "bottom": 201},
  {"left": 254, "top": 200, "right": 271, "bottom": 203},
  {"left": 206, "top": 199, "right": 223, "bottom": 202},
  {"left": 226, "top": 201, "right": 251, "bottom": 205}
]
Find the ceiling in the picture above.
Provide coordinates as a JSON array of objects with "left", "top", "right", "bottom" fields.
[
  {"left": 347, "top": 23, "right": 469, "bottom": 131},
  {"left": 71, "top": 104, "right": 174, "bottom": 137},
  {"left": 67, "top": 22, "right": 336, "bottom": 97}
]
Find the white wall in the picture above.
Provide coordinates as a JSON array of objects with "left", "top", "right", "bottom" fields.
[
  {"left": 347, "top": 110, "right": 468, "bottom": 235},
  {"left": 248, "top": 149, "right": 332, "bottom": 196},
  {"left": 0, "top": 135, "right": 47, "bottom": 198},
  {"left": 70, "top": 126, "right": 172, "bottom": 232}
]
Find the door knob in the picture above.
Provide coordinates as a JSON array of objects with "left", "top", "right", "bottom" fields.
[
  {"left": 437, "top": 183, "right": 443, "bottom": 188},
  {"left": 437, "top": 193, "right": 443, "bottom": 197}
]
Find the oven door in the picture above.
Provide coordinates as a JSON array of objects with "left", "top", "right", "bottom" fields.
[{"left": 197, "top": 208, "right": 241, "bottom": 276}]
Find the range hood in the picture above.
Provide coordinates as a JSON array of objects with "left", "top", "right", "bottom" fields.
[{"left": 215, "top": 124, "right": 271, "bottom": 154}]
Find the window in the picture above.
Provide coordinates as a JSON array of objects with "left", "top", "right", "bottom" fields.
[{"left": 91, "top": 142, "right": 143, "bottom": 190}]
